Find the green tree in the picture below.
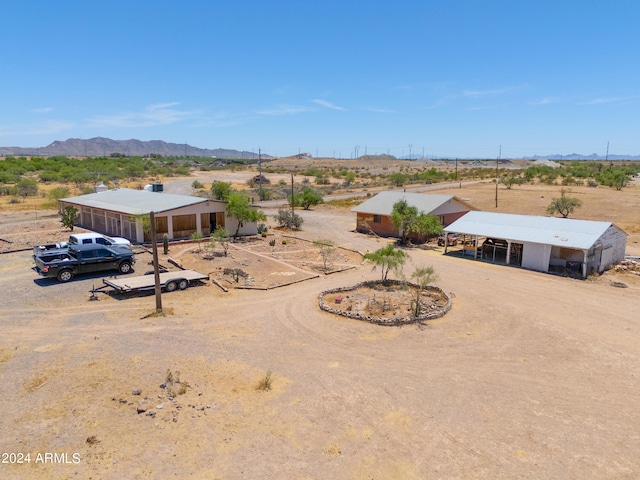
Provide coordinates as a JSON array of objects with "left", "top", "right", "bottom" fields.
[
  {"left": 48, "top": 186, "right": 70, "bottom": 200},
  {"left": 388, "top": 172, "right": 408, "bottom": 187},
  {"left": 343, "top": 171, "right": 356, "bottom": 185},
  {"left": 546, "top": 189, "right": 582, "bottom": 218},
  {"left": 390, "top": 199, "right": 443, "bottom": 245},
  {"left": 226, "top": 192, "right": 267, "bottom": 238},
  {"left": 313, "top": 239, "right": 336, "bottom": 271},
  {"left": 363, "top": 244, "right": 407, "bottom": 282},
  {"left": 299, "top": 187, "right": 323, "bottom": 210},
  {"left": 210, "top": 226, "right": 231, "bottom": 256},
  {"left": 500, "top": 174, "right": 520, "bottom": 189},
  {"left": 211, "top": 181, "right": 232, "bottom": 200},
  {"left": 59, "top": 205, "right": 79, "bottom": 231},
  {"left": 410, "top": 266, "right": 438, "bottom": 317},
  {"left": 16, "top": 178, "right": 38, "bottom": 202}
]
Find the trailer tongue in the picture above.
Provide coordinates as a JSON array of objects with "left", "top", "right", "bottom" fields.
[{"left": 100, "top": 270, "right": 209, "bottom": 293}]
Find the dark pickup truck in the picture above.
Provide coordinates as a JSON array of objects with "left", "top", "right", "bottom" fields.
[{"left": 34, "top": 244, "right": 135, "bottom": 282}]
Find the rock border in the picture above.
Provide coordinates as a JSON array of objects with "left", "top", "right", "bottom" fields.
[{"left": 318, "top": 280, "right": 452, "bottom": 326}]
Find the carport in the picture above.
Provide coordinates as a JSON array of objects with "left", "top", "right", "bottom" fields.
[{"left": 444, "top": 211, "right": 627, "bottom": 278}]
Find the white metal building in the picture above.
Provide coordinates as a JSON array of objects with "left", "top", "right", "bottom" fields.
[
  {"left": 444, "top": 211, "right": 627, "bottom": 278},
  {"left": 60, "top": 188, "right": 259, "bottom": 243}
]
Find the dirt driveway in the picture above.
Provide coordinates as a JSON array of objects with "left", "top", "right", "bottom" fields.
[{"left": 1, "top": 206, "right": 640, "bottom": 479}]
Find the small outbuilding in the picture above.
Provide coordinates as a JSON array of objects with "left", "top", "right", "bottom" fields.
[
  {"left": 352, "top": 191, "right": 477, "bottom": 241},
  {"left": 59, "top": 188, "right": 259, "bottom": 243},
  {"left": 444, "top": 211, "right": 627, "bottom": 278}
]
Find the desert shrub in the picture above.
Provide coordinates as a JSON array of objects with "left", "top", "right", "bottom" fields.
[
  {"left": 274, "top": 209, "right": 303, "bottom": 229},
  {"left": 48, "top": 186, "right": 70, "bottom": 200},
  {"left": 256, "top": 371, "right": 272, "bottom": 391}
]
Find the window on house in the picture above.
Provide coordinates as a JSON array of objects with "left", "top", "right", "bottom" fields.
[{"left": 372, "top": 214, "right": 382, "bottom": 223}]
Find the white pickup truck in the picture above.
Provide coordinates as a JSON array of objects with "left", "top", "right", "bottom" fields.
[
  {"left": 33, "top": 233, "right": 132, "bottom": 262},
  {"left": 68, "top": 233, "right": 131, "bottom": 248}
]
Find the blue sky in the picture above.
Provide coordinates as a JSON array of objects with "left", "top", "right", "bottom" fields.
[{"left": 2, "top": 0, "right": 639, "bottom": 158}]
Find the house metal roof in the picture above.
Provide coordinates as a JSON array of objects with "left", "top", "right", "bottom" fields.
[
  {"left": 445, "top": 211, "right": 621, "bottom": 250},
  {"left": 351, "top": 191, "right": 476, "bottom": 215},
  {"left": 61, "top": 188, "right": 209, "bottom": 215}
]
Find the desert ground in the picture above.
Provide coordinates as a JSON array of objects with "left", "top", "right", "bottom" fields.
[{"left": 1, "top": 174, "right": 640, "bottom": 479}]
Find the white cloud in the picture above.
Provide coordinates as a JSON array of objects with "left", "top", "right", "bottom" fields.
[
  {"left": 87, "top": 103, "right": 197, "bottom": 128},
  {"left": 462, "top": 85, "right": 526, "bottom": 97},
  {"left": 256, "top": 104, "right": 312, "bottom": 116},
  {"left": 0, "top": 120, "right": 74, "bottom": 136},
  {"left": 32, "top": 107, "right": 54, "bottom": 113},
  {"left": 530, "top": 97, "right": 559, "bottom": 105},
  {"left": 579, "top": 95, "right": 640, "bottom": 105},
  {"left": 312, "top": 99, "right": 346, "bottom": 111},
  {"left": 361, "top": 106, "right": 395, "bottom": 113}
]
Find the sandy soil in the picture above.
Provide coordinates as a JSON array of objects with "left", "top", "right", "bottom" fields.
[{"left": 1, "top": 180, "right": 640, "bottom": 479}]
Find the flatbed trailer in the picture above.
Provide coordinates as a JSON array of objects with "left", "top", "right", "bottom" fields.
[{"left": 100, "top": 269, "right": 209, "bottom": 293}]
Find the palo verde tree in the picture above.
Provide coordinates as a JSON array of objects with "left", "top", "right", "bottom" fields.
[
  {"left": 210, "top": 181, "right": 232, "bottom": 200},
  {"left": 313, "top": 238, "right": 336, "bottom": 271},
  {"left": 190, "top": 231, "right": 204, "bottom": 252},
  {"left": 299, "top": 187, "right": 323, "bottom": 210},
  {"left": 289, "top": 187, "right": 323, "bottom": 210},
  {"left": 500, "top": 174, "right": 521, "bottom": 189},
  {"left": 60, "top": 205, "right": 79, "bottom": 231},
  {"left": 546, "top": 188, "right": 582, "bottom": 218},
  {"left": 390, "top": 199, "right": 443, "bottom": 245},
  {"left": 363, "top": 244, "right": 407, "bottom": 282},
  {"left": 225, "top": 192, "right": 267, "bottom": 238},
  {"left": 209, "top": 226, "right": 231, "bottom": 256}
]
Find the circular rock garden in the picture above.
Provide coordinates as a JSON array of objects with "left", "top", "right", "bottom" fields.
[{"left": 318, "top": 280, "right": 452, "bottom": 326}]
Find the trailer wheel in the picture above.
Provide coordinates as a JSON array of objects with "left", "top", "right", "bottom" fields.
[
  {"left": 178, "top": 279, "right": 188, "bottom": 290},
  {"left": 165, "top": 280, "right": 177, "bottom": 292},
  {"left": 57, "top": 269, "right": 73, "bottom": 282}
]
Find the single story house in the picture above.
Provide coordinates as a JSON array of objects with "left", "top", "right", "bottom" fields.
[
  {"left": 444, "top": 211, "right": 627, "bottom": 278},
  {"left": 59, "top": 188, "right": 259, "bottom": 243},
  {"left": 351, "top": 191, "right": 477, "bottom": 241}
]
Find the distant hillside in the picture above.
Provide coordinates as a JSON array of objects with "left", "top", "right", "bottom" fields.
[
  {"left": 526, "top": 153, "right": 640, "bottom": 161},
  {"left": 0, "top": 137, "right": 272, "bottom": 159}
]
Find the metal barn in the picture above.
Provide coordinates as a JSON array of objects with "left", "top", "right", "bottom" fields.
[{"left": 444, "top": 211, "right": 627, "bottom": 278}]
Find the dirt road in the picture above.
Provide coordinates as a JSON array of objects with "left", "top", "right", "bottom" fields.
[{"left": 1, "top": 204, "right": 639, "bottom": 479}]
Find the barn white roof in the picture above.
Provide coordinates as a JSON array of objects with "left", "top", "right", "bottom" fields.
[
  {"left": 61, "top": 188, "right": 209, "bottom": 215},
  {"left": 445, "top": 211, "right": 621, "bottom": 250},
  {"left": 351, "top": 191, "right": 476, "bottom": 215}
]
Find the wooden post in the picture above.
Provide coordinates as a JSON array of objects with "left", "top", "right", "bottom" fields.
[
  {"left": 150, "top": 211, "right": 162, "bottom": 313},
  {"left": 290, "top": 173, "right": 295, "bottom": 217}
]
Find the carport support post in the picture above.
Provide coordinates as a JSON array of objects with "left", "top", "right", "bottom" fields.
[{"left": 150, "top": 211, "right": 162, "bottom": 313}]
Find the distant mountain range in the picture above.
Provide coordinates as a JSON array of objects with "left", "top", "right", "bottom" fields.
[
  {"left": 0, "top": 137, "right": 272, "bottom": 159},
  {"left": 1, "top": 137, "right": 639, "bottom": 160}
]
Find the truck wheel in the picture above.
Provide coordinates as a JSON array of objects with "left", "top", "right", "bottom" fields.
[
  {"left": 165, "top": 281, "right": 177, "bottom": 292},
  {"left": 118, "top": 261, "right": 132, "bottom": 274},
  {"left": 178, "top": 279, "right": 188, "bottom": 290},
  {"left": 57, "top": 270, "right": 73, "bottom": 282}
]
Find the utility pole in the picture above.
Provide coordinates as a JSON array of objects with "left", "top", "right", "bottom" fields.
[
  {"left": 606, "top": 141, "right": 611, "bottom": 168},
  {"left": 455, "top": 158, "right": 460, "bottom": 188},
  {"left": 258, "top": 148, "right": 263, "bottom": 201},
  {"left": 495, "top": 145, "right": 501, "bottom": 208},
  {"left": 149, "top": 211, "right": 162, "bottom": 313}
]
